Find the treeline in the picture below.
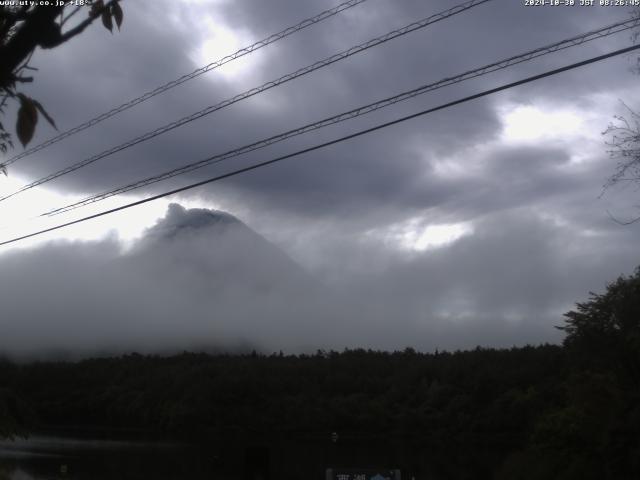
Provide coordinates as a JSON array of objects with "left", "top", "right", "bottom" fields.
[
  {"left": 2, "top": 345, "right": 566, "bottom": 438},
  {"left": 0, "top": 267, "right": 638, "bottom": 479},
  {"left": 0, "top": 344, "right": 637, "bottom": 478}
]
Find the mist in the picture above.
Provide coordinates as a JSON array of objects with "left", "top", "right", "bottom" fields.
[{"left": 1, "top": 203, "right": 636, "bottom": 360}]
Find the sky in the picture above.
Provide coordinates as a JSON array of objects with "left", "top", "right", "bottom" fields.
[{"left": 0, "top": 0, "right": 639, "bottom": 357}]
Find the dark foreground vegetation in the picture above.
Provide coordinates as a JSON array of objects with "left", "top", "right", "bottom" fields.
[{"left": 1, "top": 268, "right": 639, "bottom": 479}]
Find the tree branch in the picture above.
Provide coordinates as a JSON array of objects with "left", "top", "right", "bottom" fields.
[
  {"left": 0, "top": 6, "right": 63, "bottom": 83},
  {"left": 57, "top": 1, "right": 119, "bottom": 45},
  {"left": 606, "top": 209, "right": 640, "bottom": 225},
  {"left": 60, "top": 5, "right": 83, "bottom": 27}
]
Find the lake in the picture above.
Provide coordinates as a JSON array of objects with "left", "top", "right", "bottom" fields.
[
  {"left": 0, "top": 433, "right": 222, "bottom": 480},
  {"left": 0, "top": 430, "right": 452, "bottom": 479}
]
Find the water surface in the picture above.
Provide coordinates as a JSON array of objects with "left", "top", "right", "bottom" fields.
[{"left": 0, "top": 434, "right": 220, "bottom": 480}]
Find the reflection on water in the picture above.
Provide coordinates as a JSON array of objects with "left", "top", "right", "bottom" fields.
[
  {"left": 1, "top": 432, "right": 428, "bottom": 480},
  {"left": 0, "top": 434, "right": 221, "bottom": 480}
]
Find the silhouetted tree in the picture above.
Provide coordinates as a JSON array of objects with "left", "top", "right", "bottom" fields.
[
  {"left": 558, "top": 266, "right": 640, "bottom": 384},
  {"left": 0, "top": 1, "right": 123, "bottom": 158},
  {"left": 600, "top": 10, "right": 640, "bottom": 223},
  {"left": 602, "top": 105, "right": 640, "bottom": 223}
]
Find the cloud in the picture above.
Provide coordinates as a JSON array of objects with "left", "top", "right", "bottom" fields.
[
  {"left": 11, "top": 0, "right": 631, "bottom": 201},
  {"left": 1, "top": 0, "right": 639, "bottom": 357},
  {"left": 1, "top": 204, "right": 637, "bottom": 359},
  {"left": 0, "top": 204, "right": 325, "bottom": 358}
]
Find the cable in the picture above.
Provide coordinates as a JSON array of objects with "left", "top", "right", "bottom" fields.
[
  {"left": 2, "top": 44, "right": 638, "bottom": 247},
  {"left": 0, "top": 0, "right": 371, "bottom": 168},
  {"left": 0, "top": 0, "right": 492, "bottom": 202},
  {"left": 43, "top": 17, "right": 640, "bottom": 217},
  {"left": 2, "top": 0, "right": 490, "bottom": 199}
]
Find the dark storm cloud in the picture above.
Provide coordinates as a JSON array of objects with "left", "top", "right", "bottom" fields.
[
  {"left": 9, "top": 0, "right": 632, "bottom": 204},
  {"left": 1, "top": 0, "right": 639, "bottom": 354}
]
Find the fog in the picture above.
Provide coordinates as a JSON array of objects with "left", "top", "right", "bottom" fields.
[{"left": 0, "top": 203, "right": 636, "bottom": 359}]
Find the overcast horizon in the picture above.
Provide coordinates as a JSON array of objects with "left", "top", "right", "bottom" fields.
[{"left": 1, "top": 0, "right": 639, "bottom": 357}]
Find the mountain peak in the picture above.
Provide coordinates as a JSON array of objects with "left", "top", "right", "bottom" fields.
[
  {"left": 132, "top": 203, "right": 316, "bottom": 296},
  {"left": 145, "top": 203, "right": 241, "bottom": 240}
]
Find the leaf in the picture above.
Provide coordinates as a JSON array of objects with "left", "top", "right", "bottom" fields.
[
  {"left": 112, "top": 1, "right": 123, "bottom": 30},
  {"left": 31, "top": 100, "right": 57, "bottom": 130},
  {"left": 90, "top": 0, "right": 104, "bottom": 18},
  {"left": 16, "top": 94, "right": 38, "bottom": 147},
  {"left": 101, "top": 6, "right": 113, "bottom": 32}
]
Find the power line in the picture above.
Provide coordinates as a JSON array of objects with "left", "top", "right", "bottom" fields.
[
  {"left": 0, "top": 0, "right": 492, "bottom": 203},
  {"left": 0, "top": 0, "right": 371, "bottom": 168},
  {"left": 43, "top": 17, "right": 640, "bottom": 218},
  {"left": 2, "top": 44, "right": 638, "bottom": 247}
]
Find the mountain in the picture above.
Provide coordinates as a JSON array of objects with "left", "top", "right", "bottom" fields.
[
  {"left": 0, "top": 203, "right": 325, "bottom": 359},
  {"left": 143, "top": 203, "right": 242, "bottom": 240},
  {"left": 129, "top": 203, "right": 315, "bottom": 296}
]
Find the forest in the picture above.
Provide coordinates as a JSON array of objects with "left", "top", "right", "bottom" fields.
[{"left": 0, "top": 267, "right": 638, "bottom": 479}]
